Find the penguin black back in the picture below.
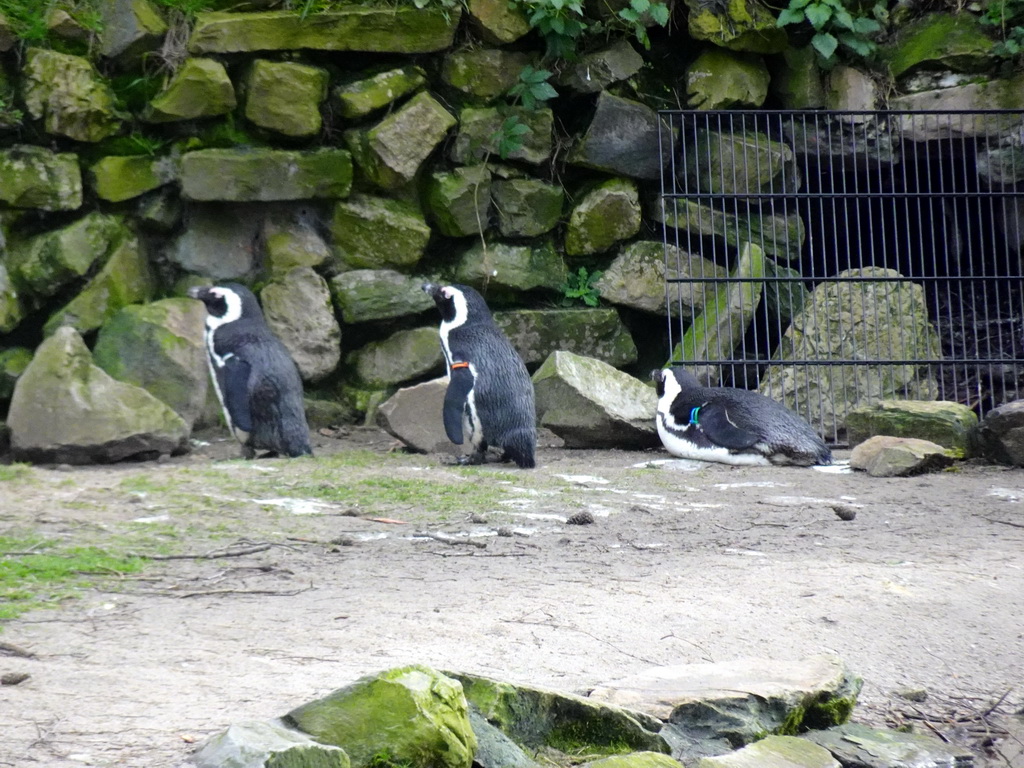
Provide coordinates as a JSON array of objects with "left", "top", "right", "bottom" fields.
[
  {"left": 424, "top": 283, "right": 536, "bottom": 468},
  {"left": 189, "top": 283, "right": 312, "bottom": 459}
]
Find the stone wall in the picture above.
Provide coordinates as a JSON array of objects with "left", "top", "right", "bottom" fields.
[{"left": 1, "top": 0, "right": 1022, "bottom": 428}]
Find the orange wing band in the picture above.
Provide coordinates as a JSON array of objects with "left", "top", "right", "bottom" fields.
[{"left": 450, "top": 361, "right": 470, "bottom": 370}]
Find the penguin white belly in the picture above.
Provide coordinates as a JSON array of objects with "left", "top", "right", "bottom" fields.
[
  {"left": 656, "top": 417, "right": 771, "bottom": 466},
  {"left": 463, "top": 384, "right": 483, "bottom": 451}
]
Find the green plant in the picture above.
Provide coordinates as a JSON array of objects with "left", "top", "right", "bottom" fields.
[
  {"left": 516, "top": 0, "right": 589, "bottom": 59},
  {"left": 560, "top": 266, "right": 603, "bottom": 307},
  {"left": 776, "top": 0, "right": 882, "bottom": 68},
  {"left": 490, "top": 66, "right": 558, "bottom": 159},
  {"left": 982, "top": 0, "right": 1024, "bottom": 58},
  {"left": 616, "top": 0, "right": 671, "bottom": 50}
]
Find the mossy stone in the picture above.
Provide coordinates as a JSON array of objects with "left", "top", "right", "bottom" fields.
[
  {"left": 0, "top": 146, "right": 82, "bottom": 211},
  {"left": 144, "top": 58, "right": 236, "bottom": 123},
  {"left": 90, "top": 155, "right": 172, "bottom": 203},
  {"left": 425, "top": 165, "right": 492, "bottom": 238},
  {"left": 244, "top": 60, "right": 328, "bottom": 138},
  {"left": 180, "top": 148, "right": 352, "bottom": 201},
  {"left": 0, "top": 347, "right": 32, "bottom": 403},
  {"left": 22, "top": 49, "right": 122, "bottom": 143},
  {"left": 846, "top": 400, "right": 978, "bottom": 455},
  {"left": 884, "top": 12, "right": 994, "bottom": 78},
  {"left": 770, "top": 46, "right": 826, "bottom": 109},
  {"left": 347, "top": 326, "right": 443, "bottom": 387},
  {"left": 451, "top": 107, "right": 553, "bottom": 166},
  {"left": 331, "top": 194, "right": 431, "bottom": 270},
  {"left": 492, "top": 179, "right": 563, "bottom": 237},
  {"left": 100, "top": 0, "right": 168, "bottom": 62},
  {"left": 453, "top": 240, "right": 566, "bottom": 294},
  {"left": 0, "top": 264, "right": 24, "bottom": 334},
  {"left": 330, "top": 269, "right": 434, "bottom": 324},
  {"left": 686, "top": 48, "right": 770, "bottom": 109},
  {"left": 565, "top": 178, "right": 641, "bottom": 256},
  {"left": 441, "top": 48, "right": 533, "bottom": 102},
  {"left": 466, "top": 0, "right": 531, "bottom": 44},
  {"left": 493, "top": 308, "right": 637, "bottom": 367},
  {"left": 334, "top": 66, "right": 427, "bottom": 119},
  {"left": 683, "top": 0, "right": 787, "bottom": 53}
]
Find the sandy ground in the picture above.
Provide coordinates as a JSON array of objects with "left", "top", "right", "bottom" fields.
[{"left": 1, "top": 426, "right": 1023, "bottom": 767}]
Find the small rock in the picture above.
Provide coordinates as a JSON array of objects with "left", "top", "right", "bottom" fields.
[
  {"left": 566, "top": 510, "right": 595, "bottom": 525},
  {"left": 896, "top": 687, "right": 928, "bottom": 702},
  {"left": 832, "top": 504, "right": 858, "bottom": 521},
  {"left": 469, "top": 513, "right": 488, "bottom": 524},
  {"left": 1, "top": 672, "right": 30, "bottom": 686},
  {"left": 496, "top": 526, "right": 514, "bottom": 537}
]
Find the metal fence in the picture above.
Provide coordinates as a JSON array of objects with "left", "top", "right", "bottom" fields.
[{"left": 659, "top": 109, "right": 1024, "bottom": 446}]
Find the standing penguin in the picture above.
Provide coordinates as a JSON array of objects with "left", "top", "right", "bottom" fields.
[
  {"left": 189, "top": 283, "right": 312, "bottom": 459},
  {"left": 652, "top": 367, "right": 831, "bottom": 466},
  {"left": 423, "top": 282, "right": 536, "bottom": 468}
]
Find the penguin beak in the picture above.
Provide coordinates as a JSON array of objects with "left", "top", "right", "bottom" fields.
[
  {"left": 187, "top": 286, "right": 204, "bottom": 300},
  {"left": 650, "top": 369, "right": 664, "bottom": 383},
  {"left": 422, "top": 282, "right": 439, "bottom": 297}
]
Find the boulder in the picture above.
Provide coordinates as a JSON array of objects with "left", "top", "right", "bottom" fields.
[
  {"left": 769, "top": 46, "right": 826, "bottom": 109},
  {"left": 180, "top": 148, "right": 352, "bottom": 202},
  {"left": 442, "top": 48, "right": 534, "bottom": 102},
  {"left": 845, "top": 400, "right": 977, "bottom": 455},
  {"left": 263, "top": 211, "right": 332, "bottom": 275},
  {"left": 261, "top": 267, "right": 341, "bottom": 384},
  {"left": 565, "top": 178, "right": 641, "bottom": 256},
  {"left": 8, "top": 327, "right": 189, "bottom": 464},
  {"left": 763, "top": 259, "right": 810, "bottom": 326},
  {"left": 696, "top": 735, "right": 839, "bottom": 768},
  {"left": 686, "top": 48, "right": 770, "bottom": 110},
  {"left": 330, "top": 269, "right": 434, "bottom": 324},
  {"left": 192, "top": 719, "right": 349, "bottom": 768},
  {"left": 492, "top": 177, "right": 563, "bottom": 238},
  {"left": 167, "top": 203, "right": 264, "bottom": 280},
  {"left": 494, "top": 308, "right": 637, "bottom": 368},
  {"left": 89, "top": 155, "right": 173, "bottom": 203},
  {"left": 144, "top": 58, "right": 236, "bottom": 122},
  {"left": 92, "top": 298, "right": 209, "bottom": 429},
  {"left": 568, "top": 93, "right": 668, "bottom": 180},
  {"left": 345, "top": 91, "right": 456, "bottom": 190},
  {"left": 587, "top": 754, "right": 682, "bottom": 768},
  {"left": 426, "top": 165, "right": 493, "bottom": 238},
  {"left": 348, "top": 327, "right": 443, "bottom": 387},
  {"left": 466, "top": 0, "right": 530, "bottom": 44},
  {"left": 99, "top": 0, "right": 168, "bottom": 62},
  {"left": 682, "top": 0, "right": 787, "bottom": 53},
  {"left": 46, "top": 9, "right": 92, "bottom": 42},
  {"left": 0, "top": 347, "right": 32, "bottom": 404},
  {"left": 467, "top": 710, "right": 541, "bottom": 768},
  {"left": 883, "top": 12, "right": 993, "bottom": 79},
  {"left": 0, "top": 145, "right": 82, "bottom": 211},
  {"left": 889, "top": 72, "right": 1024, "bottom": 140},
  {"left": 243, "top": 60, "right": 328, "bottom": 138},
  {"left": 0, "top": 264, "right": 24, "bottom": 333},
  {"left": 451, "top": 107, "right": 553, "bottom": 166},
  {"left": 759, "top": 267, "right": 943, "bottom": 435},
  {"left": 333, "top": 66, "right": 427, "bottom": 119},
  {"left": 22, "top": 49, "right": 121, "bottom": 142},
  {"left": 189, "top": 7, "right": 462, "bottom": 54},
  {"left": 975, "top": 399, "right": 1024, "bottom": 466},
  {"left": 558, "top": 40, "right": 644, "bottom": 94},
  {"left": 331, "top": 194, "right": 432, "bottom": 270},
  {"left": 284, "top": 665, "right": 476, "bottom": 768},
  {"left": 451, "top": 671, "right": 667, "bottom": 754},
  {"left": 680, "top": 129, "right": 796, "bottom": 196},
  {"left": 781, "top": 117, "right": 897, "bottom": 172},
  {"left": 43, "top": 230, "right": 155, "bottom": 337},
  {"left": 849, "top": 435, "right": 954, "bottom": 477},
  {"left": 453, "top": 241, "right": 565, "bottom": 294},
  {"left": 532, "top": 351, "right": 658, "bottom": 449},
  {"left": 596, "top": 241, "right": 725, "bottom": 317},
  {"left": 590, "top": 655, "right": 860, "bottom": 763},
  {"left": 377, "top": 377, "right": 460, "bottom": 455},
  {"left": 804, "top": 722, "right": 976, "bottom": 767},
  {"left": 825, "top": 66, "right": 878, "bottom": 113}
]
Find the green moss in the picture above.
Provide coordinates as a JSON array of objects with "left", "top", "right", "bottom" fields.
[
  {"left": 802, "top": 694, "right": 856, "bottom": 730},
  {"left": 547, "top": 722, "right": 634, "bottom": 755},
  {"left": 0, "top": 463, "right": 33, "bottom": 483},
  {"left": 774, "top": 704, "right": 805, "bottom": 736}
]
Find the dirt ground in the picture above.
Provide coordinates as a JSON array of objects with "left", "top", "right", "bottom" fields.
[{"left": 1, "top": 426, "right": 1023, "bottom": 768}]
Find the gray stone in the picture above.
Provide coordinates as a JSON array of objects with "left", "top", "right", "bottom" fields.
[
  {"left": 348, "top": 326, "right": 443, "bottom": 388},
  {"left": 453, "top": 241, "right": 565, "bottom": 294},
  {"left": 681, "top": 129, "right": 796, "bottom": 196},
  {"left": 568, "top": 93, "right": 669, "bottom": 180},
  {"left": 825, "top": 66, "right": 879, "bottom": 114},
  {"left": 135, "top": 188, "right": 182, "bottom": 232},
  {"left": 494, "top": 309, "right": 637, "bottom": 368},
  {"left": 189, "top": 7, "right": 462, "bottom": 54},
  {"left": 492, "top": 178, "right": 563, "bottom": 238},
  {"left": 683, "top": 0, "right": 787, "bottom": 53},
  {"left": 46, "top": 9, "right": 92, "bottom": 42},
  {"left": 781, "top": 118, "right": 898, "bottom": 172},
  {"left": 467, "top": 710, "right": 540, "bottom": 768},
  {"left": 243, "top": 60, "right": 328, "bottom": 138},
  {"left": 331, "top": 194, "right": 432, "bottom": 270},
  {"left": 92, "top": 298, "right": 209, "bottom": 429},
  {"left": 451, "top": 671, "right": 667, "bottom": 754},
  {"left": 100, "top": 0, "right": 168, "bottom": 62},
  {"left": 334, "top": 66, "right": 427, "bottom": 119},
  {"left": 532, "top": 351, "right": 659, "bottom": 449},
  {"left": 345, "top": 92, "right": 456, "bottom": 190},
  {"left": 759, "top": 267, "right": 943, "bottom": 435},
  {"left": 263, "top": 211, "right": 332, "bottom": 275},
  {"left": 304, "top": 398, "right": 356, "bottom": 431},
  {"left": 804, "top": 722, "right": 976, "bottom": 767},
  {"left": 565, "top": 178, "right": 641, "bottom": 256},
  {"left": 442, "top": 48, "right": 533, "bottom": 102},
  {"left": 330, "top": 269, "right": 434, "bottom": 324},
  {"left": 696, "top": 735, "right": 839, "bottom": 768},
  {"left": 558, "top": 40, "right": 643, "bottom": 93},
  {"left": 0, "top": 347, "right": 32, "bottom": 404},
  {"left": 284, "top": 665, "right": 476, "bottom": 768},
  {"left": 466, "top": 0, "right": 531, "bottom": 44},
  {"left": 889, "top": 72, "right": 1024, "bottom": 140},
  {"left": 8, "top": 327, "right": 189, "bottom": 464},
  {"left": 978, "top": 145, "right": 1024, "bottom": 186},
  {"left": 426, "top": 165, "right": 492, "bottom": 238},
  {"left": 377, "top": 377, "right": 460, "bottom": 456},
  {"left": 192, "top": 719, "right": 350, "bottom": 768},
  {"left": 451, "top": 107, "right": 553, "bottom": 166},
  {"left": 180, "top": 148, "right": 352, "bottom": 202},
  {"left": 144, "top": 58, "right": 236, "bottom": 123},
  {"left": 590, "top": 655, "right": 860, "bottom": 764},
  {"left": 168, "top": 203, "right": 262, "bottom": 279},
  {"left": 846, "top": 400, "right": 977, "bottom": 456},
  {"left": 850, "top": 435, "right": 955, "bottom": 477},
  {"left": 22, "top": 49, "right": 121, "bottom": 142},
  {"left": 0, "top": 145, "right": 82, "bottom": 211},
  {"left": 261, "top": 267, "right": 341, "bottom": 384},
  {"left": 686, "top": 49, "right": 770, "bottom": 110},
  {"left": 975, "top": 400, "right": 1024, "bottom": 467}
]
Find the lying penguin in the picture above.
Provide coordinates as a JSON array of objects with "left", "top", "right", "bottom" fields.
[
  {"left": 652, "top": 367, "right": 831, "bottom": 466},
  {"left": 423, "top": 282, "right": 536, "bottom": 468},
  {"left": 189, "top": 283, "right": 312, "bottom": 459}
]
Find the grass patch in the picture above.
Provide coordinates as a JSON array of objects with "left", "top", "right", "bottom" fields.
[
  {"left": 0, "top": 463, "right": 34, "bottom": 483},
  {"left": 0, "top": 536, "right": 144, "bottom": 624}
]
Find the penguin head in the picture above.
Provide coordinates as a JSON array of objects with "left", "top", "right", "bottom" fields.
[
  {"left": 422, "top": 282, "right": 490, "bottom": 326},
  {"left": 651, "top": 367, "right": 697, "bottom": 402},
  {"left": 188, "top": 283, "right": 263, "bottom": 328}
]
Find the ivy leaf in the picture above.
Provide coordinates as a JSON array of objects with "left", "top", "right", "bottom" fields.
[
  {"left": 812, "top": 30, "right": 839, "bottom": 58},
  {"left": 839, "top": 32, "right": 874, "bottom": 56},
  {"left": 804, "top": 3, "right": 833, "bottom": 29},
  {"left": 631, "top": 0, "right": 651, "bottom": 13},
  {"left": 852, "top": 16, "right": 881, "bottom": 34},
  {"left": 650, "top": 2, "right": 670, "bottom": 25},
  {"left": 831, "top": 6, "right": 854, "bottom": 30},
  {"left": 776, "top": 7, "right": 805, "bottom": 26}
]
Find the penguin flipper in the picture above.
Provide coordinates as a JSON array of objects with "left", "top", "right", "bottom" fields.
[
  {"left": 443, "top": 367, "right": 473, "bottom": 445},
  {"left": 221, "top": 356, "right": 253, "bottom": 434},
  {"left": 699, "top": 402, "right": 760, "bottom": 450}
]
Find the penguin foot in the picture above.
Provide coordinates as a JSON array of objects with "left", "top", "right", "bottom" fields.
[
  {"left": 241, "top": 445, "right": 257, "bottom": 460},
  {"left": 456, "top": 452, "right": 487, "bottom": 466}
]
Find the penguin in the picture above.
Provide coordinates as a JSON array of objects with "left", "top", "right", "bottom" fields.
[
  {"left": 651, "top": 367, "right": 831, "bottom": 466},
  {"left": 188, "top": 283, "right": 312, "bottom": 459},
  {"left": 423, "top": 282, "right": 536, "bottom": 468}
]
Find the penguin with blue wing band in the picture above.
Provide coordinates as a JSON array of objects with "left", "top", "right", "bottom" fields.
[
  {"left": 189, "top": 283, "right": 312, "bottom": 459},
  {"left": 652, "top": 367, "right": 831, "bottom": 466}
]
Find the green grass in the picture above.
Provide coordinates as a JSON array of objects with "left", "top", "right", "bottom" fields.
[{"left": 0, "top": 463, "right": 34, "bottom": 483}]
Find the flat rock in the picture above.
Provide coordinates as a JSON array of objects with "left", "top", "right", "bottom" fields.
[
  {"left": 453, "top": 241, "right": 565, "bottom": 295},
  {"left": 0, "top": 145, "right": 82, "bottom": 211},
  {"left": 192, "top": 718, "right": 349, "bottom": 768},
  {"left": 347, "top": 326, "right": 443, "bottom": 388},
  {"left": 167, "top": 203, "right": 262, "bottom": 279},
  {"left": 329, "top": 269, "right": 433, "bottom": 324},
  {"left": 144, "top": 58, "right": 236, "bottom": 123},
  {"left": 243, "top": 59, "right": 328, "bottom": 138},
  {"left": 697, "top": 735, "right": 839, "bottom": 768},
  {"left": 377, "top": 377, "right": 460, "bottom": 456},
  {"left": 849, "top": 435, "right": 954, "bottom": 477},
  {"left": 333, "top": 66, "right": 427, "bottom": 119},
  {"left": 804, "top": 722, "right": 975, "bottom": 767},
  {"left": 845, "top": 399, "right": 977, "bottom": 456},
  {"left": 331, "top": 194, "right": 432, "bottom": 270},
  {"left": 568, "top": 93, "right": 669, "bottom": 180},
  {"left": 493, "top": 308, "right": 637, "bottom": 368},
  {"left": 180, "top": 148, "right": 352, "bottom": 202}
]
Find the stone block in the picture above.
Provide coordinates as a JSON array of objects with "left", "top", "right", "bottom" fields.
[
  {"left": 144, "top": 58, "right": 236, "bottom": 122},
  {"left": 244, "top": 59, "right": 328, "bottom": 138},
  {"left": 331, "top": 194, "right": 432, "bottom": 270},
  {"left": 180, "top": 148, "right": 352, "bottom": 201}
]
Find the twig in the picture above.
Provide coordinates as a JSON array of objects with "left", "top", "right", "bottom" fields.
[
  {"left": 416, "top": 532, "right": 487, "bottom": 549},
  {"left": 130, "top": 544, "right": 272, "bottom": 560},
  {"left": 982, "top": 517, "right": 1024, "bottom": 529},
  {"left": 982, "top": 689, "right": 1014, "bottom": 718},
  {"left": 0, "top": 641, "right": 36, "bottom": 659},
  {"left": 174, "top": 583, "right": 313, "bottom": 599}
]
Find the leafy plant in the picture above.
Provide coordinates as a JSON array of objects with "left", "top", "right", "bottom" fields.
[
  {"left": 560, "top": 266, "right": 603, "bottom": 307},
  {"left": 776, "top": 0, "right": 883, "bottom": 68},
  {"left": 982, "top": 0, "right": 1024, "bottom": 58},
  {"left": 490, "top": 66, "right": 557, "bottom": 160},
  {"left": 617, "top": 0, "right": 671, "bottom": 50},
  {"left": 515, "top": 0, "right": 589, "bottom": 59}
]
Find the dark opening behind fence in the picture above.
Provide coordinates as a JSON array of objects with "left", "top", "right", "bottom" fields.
[{"left": 658, "top": 109, "right": 1024, "bottom": 446}]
